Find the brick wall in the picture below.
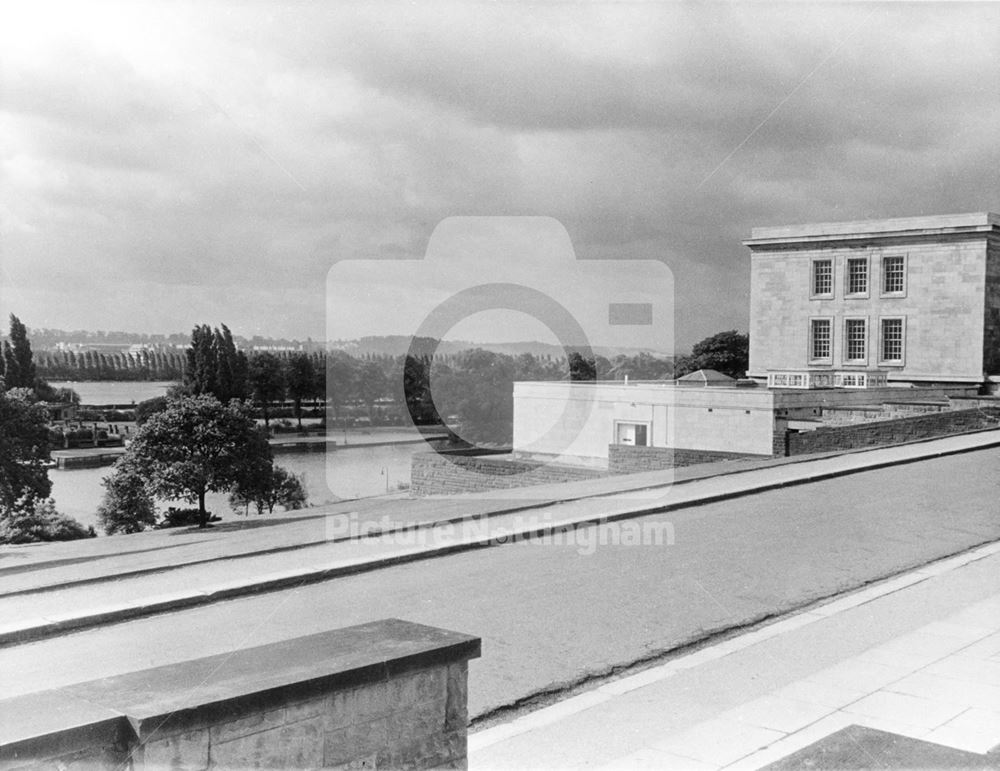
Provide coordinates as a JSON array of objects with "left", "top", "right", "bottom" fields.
[
  {"left": 411, "top": 452, "right": 606, "bottom": 496},
  {"left": 608, "top": 445, "right": 768, "bottom": 473},
  {"left": 784, "top": 406, "right": 1000, "bottom": 456}
]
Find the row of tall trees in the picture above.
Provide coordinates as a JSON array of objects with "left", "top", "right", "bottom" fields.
[{"left": 35, "top": 348, "right": 187, "bottom": 381}]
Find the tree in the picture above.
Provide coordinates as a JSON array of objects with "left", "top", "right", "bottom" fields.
[
  {"left": 285, "top": 353, "right": 316, "bottom": 429},
  {"left": 6, "top": 315, "right": 36, "bottom": 389},
  {"left": 0, "top": 386, "right": 52, "bottom": 511},
  {"left": 432, "top": 349, "right": 516, "bottom": 445},
  {"left": 356, "top": 361, "right": 387, "bottom": 422},
  {"left": 1, "top": 341, "right": 19, "bottom": 390},
  {"left": 122, "top": 395, "right": 269, "bottom": 527},
  {"left": 184, "top": 325, "right": 218, "bottom": 397},
  {"left": 229, "top": 465, "right": 307, "bottom": 516},
  {"left": 248, "top": 352, "right": 285, "bottom": 428},
  {"left": 568, "top": 352, "right": 597, "bottom": 382},
  {"left": 674, "top": 330, "right": 749, "bottom": 380},
  {"left": 96, "top": 458, "right": 157, "bottom": 534}
]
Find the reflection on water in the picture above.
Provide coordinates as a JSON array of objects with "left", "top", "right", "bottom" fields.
[{"left": 50, "top": 442, "right": 438, "bottom": 534}]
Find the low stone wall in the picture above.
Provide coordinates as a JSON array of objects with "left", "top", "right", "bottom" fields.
[
  {"left": 608, "top": 445, "right": 768, "bottom": 473},
  {"left": 0, "top": 619, "right": 480, "bottom": 771},
  {"left": 411, "top": 451, "right": 605, "bottom": 496},
  {"left": 785, "top": 406, "right": 1000, "bottom": 456}
]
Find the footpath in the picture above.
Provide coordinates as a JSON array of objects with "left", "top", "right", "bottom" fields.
[
  {"left": 2, "top": 429, "right": 999, "bottom": 647},
  {"left": 469, "top": 540, "right": 1000, "bottom": 769}
]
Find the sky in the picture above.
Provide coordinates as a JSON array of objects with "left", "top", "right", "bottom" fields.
[{"left": 2, "top": 1, "right": 999, "bottom": 353}]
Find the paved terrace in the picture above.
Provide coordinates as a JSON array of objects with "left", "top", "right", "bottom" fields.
[{"left": 1, "top": 430, "right": 999, "bottom": 727}]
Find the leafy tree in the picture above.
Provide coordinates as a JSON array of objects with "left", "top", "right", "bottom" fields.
[
  {"left": 135, "top": 396, "right": 168, "bottom": 425},
  {"left": 326, "top": 353, "right": 356, "bottom": 422},
  {"left": 0, "top": 495, "right": 95, "bottom": 543},
  {"left": 96, "top": 458, "right": 158, "bottom": 534},
  {"left": 608, "top": 352, "right": 673, "bottom": 381},
  {"left": 213, "top": 324, "right": 248, "bottom": 402},
  {"left": 432, "top": 349, "right": 516, "bottom": 445},
  {"left": 122, "top": 395, "right": 268, "bottom": 527},
  {"left": 229, "top": 465, "right": 307, "bottom": 516},
  {"left": 674, "top": 330, "right": 749, "bottom": 380},
  {"left": 357, "top": 361, "right": 388, "bottom": 421},
  {"left": 568, "top": 352, "right": 597, "bottom": 382},
  {"left": 402, "top": 354, "right": 440, "bottom": 426},
  {"left": 6, "top": 315, "right": 36, "bottom": 389},
  {"left": 248, "top": 352, "right": 285, "bottom": 428},
  {"left": 184, "top": 324, "right": 218, "bottom": 396},
  {"left": 0, "top": 386, "right": 52, "bottom": 510},
  {"left": 285, "top": 353, "right": 316, "bottom": 429},
  {"left": 1, "top": 341, "right": 19, "bottom": 389}
]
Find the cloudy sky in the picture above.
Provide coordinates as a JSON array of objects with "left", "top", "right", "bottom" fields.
[{"left": 2, "top": 1, "right": 999, "bottom": 352}]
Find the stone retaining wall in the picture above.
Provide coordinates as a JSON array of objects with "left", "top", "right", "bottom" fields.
[
  {"left": 608, "top": 445, "right": 768, "bottom": 473},
  {"left": 785, "top": 406, "right": 1000, "bottom": 456},
  {"left": 0, "top": 619, "right": 480, "bottom": 771},
  {"left": 410, "top": 452, "right": 605, "bottom": 496}
]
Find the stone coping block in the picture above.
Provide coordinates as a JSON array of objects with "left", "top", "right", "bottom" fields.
[{"left": 0, "top": 618, "right": 480, "bottom": 767}]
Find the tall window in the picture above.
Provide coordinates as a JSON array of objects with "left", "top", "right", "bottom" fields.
[
  {"left": 810, "top": 318, "right": 832, "bottom": 361},
  {"left": 811, "top": 260, "right": 833, "bottom": 297},
  {"left": 882, "top": 255, "right": 906, "bottom": 295},
  {"left": 846, "top": 258, "right": 868, "bottom": 295},
  {"left": 880, "top": 318, "right": 904, "bottom": 363},
  {"left": 845, "top": 319, "right": 867, "bottom": 362}
]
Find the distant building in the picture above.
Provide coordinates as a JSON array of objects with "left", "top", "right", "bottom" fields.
[{"left": 745, "top": 212, "right": 1000, "bottom": 386}]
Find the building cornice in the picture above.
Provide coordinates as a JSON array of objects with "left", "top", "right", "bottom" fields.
[{"left": 744, "top": 212, "right": 1000, "bottom": 251}]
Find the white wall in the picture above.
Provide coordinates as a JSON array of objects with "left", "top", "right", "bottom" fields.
[{"left": 513, "top": 382, "right": 777, "bottom": 462}]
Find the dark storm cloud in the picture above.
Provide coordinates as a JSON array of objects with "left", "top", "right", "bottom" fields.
[{"left": 2, "top": 2, "right": 1000, "bottom": 345}]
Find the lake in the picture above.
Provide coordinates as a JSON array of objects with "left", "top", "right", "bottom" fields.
[
  {"left": 50, "top": 380, "right": 178, "bottom": 404},
  {"left": 50, "top": 439, "right": 441, "bottom": 533}
]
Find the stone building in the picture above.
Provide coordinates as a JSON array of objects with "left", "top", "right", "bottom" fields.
[
  {"left": 506, "top": 213, "right": 999, "bottom": 473},
  {"left": 745, "top": 212, "right": 1000, "bottom": 386}
]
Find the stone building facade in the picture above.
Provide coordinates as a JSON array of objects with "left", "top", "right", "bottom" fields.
[{"left": 745, "top": 213, "right": 1000, "bottom": 385}]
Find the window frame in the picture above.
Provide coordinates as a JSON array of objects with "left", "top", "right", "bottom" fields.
[
  {"left": 808, "top": 316, "right": 834, "bottom": 364},
  {"left": 880, "top": 254, "right": 907, "bottom": 298},
  {"left": 843, "top": 316, "right": 868, "bottom": 365},
  {"left": 810, "top": 258, "right": 835, "bottom": 299},
  {"left": 878, "top": 315, "right": 906, "bottom": 366},
  {"left": 845, "top": 256, "right": 870, "bottom": 298},
  {"left": 613, "top": 420, "right": 651, "bottom": 447}
]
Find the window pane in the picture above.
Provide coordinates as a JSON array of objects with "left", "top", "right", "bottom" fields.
[
  {"left": 635, "top": 425, "right": 648, "bottom": 446},
  {"left": 883, "top": 256, "right": 905, "bottom": 294},
  {"left": 810, "top": 319, "right": 831, "bottom": 360},
  {"left": 881, "top": 318, "right": 903, "bottom": 361},
  {"left": 846, "top": 319, "right": 866, "bottom": 360},
  {"left": 847, "top": 259, "right": 868, "bottom": 294},
  {"left": 812, "top": 260, "right": 832, "bottom": 295}
]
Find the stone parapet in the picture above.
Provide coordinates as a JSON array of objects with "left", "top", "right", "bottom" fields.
[
  {"left": 783, "top": 406, "right": 1000, "bottom": 456},
  {"left": 0, "top": 619, "right": 480, "bottom": 771}
]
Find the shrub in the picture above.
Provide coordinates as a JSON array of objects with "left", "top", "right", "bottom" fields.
[
  {"left": 0, "top": 496, "right": 95, "bottom": 543},
  {"left": 97, "top": 464, "right": 157, "bottom": 535}
]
